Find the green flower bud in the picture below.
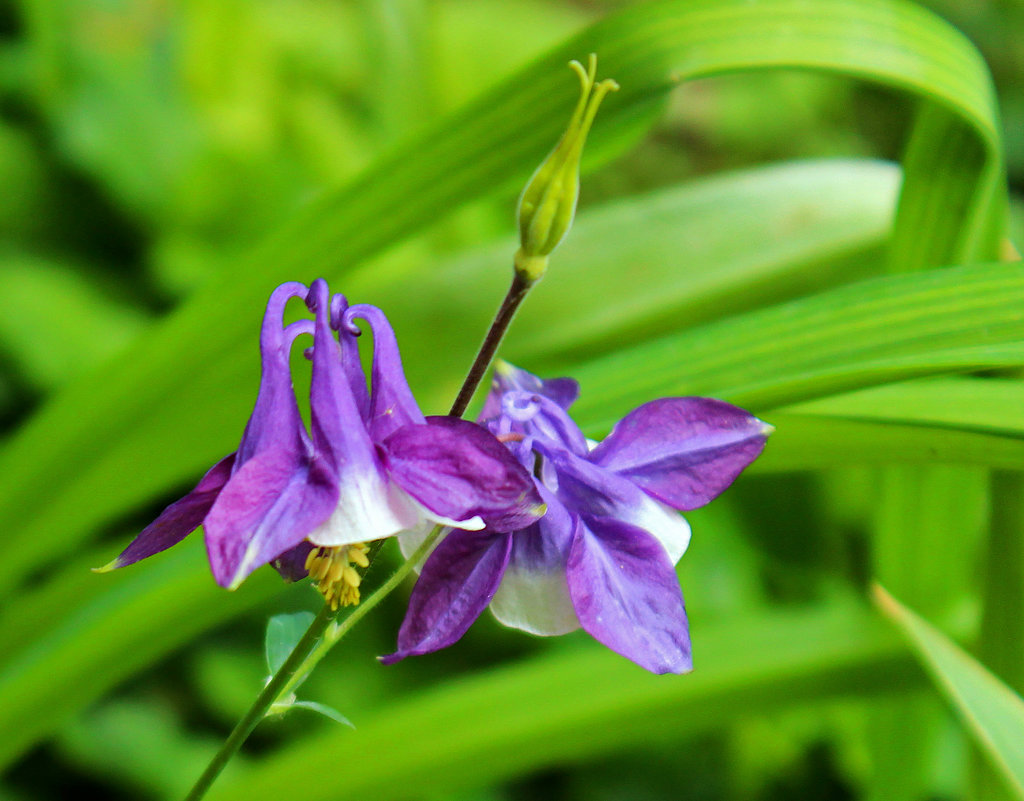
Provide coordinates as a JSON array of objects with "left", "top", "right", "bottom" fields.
[{"left": 514, "top": 54, "right": 618, "bottom": 282}]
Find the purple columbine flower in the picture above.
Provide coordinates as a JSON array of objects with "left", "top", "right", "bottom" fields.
[
  {"left": 382, "top": 362, "right": 772, "bottom": 674},
  {"left": 98, "top": 282, "right": 543, "bottom": 591}
]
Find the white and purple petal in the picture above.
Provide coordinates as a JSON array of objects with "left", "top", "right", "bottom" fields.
[
  {"left": 589, "top": 397, "right": 771, "bottom": 511},
  {"left": 567, "top": 514, "right": 692, "bottom": 675},
  {"left": 382, "top": 416, "right": 545, "bottom": 533},
  {"left": 537, "top": 442, "right": 691, "bottom": 563},
  {"left": 381, "top": 529, "right": 513, "bottom": 664},
  {"left": 489, "top": 486, "right": 578, "bottom": 636}
]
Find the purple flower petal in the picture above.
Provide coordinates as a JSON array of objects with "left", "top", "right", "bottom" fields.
[
  {"left": 331, "top": 291, "right": 371, "bottom": 423},
  {"left": 203, "top": 447, "right": 338, "bottom": 588},
  {"left": 486, "top": 361, "right": 580, "bottom": 412},
  {"left": 497, "top": 391, "right": 589, "bottom": 455},
  {"left": 489, "top": 485, "right": 579, "bottom": 635},
  {"left": 381, "top": 529, "right": 513, "bottom": 664},
  {"left": 236, "top": 282, "right": 312, "bottom": 465},
  {"left": 271, "top": 540, "right": 315, "bottom": 582},
  {"left": 536, "top": 442, "right": 691, "bottom": 563},
  {"left": 381, "top": 416, "right": 545, "bottom": 532},
  {"left": 567, "top": 514, "right": 692, "bottom": 674},
  {"left": 96, "top": 454, "right": 236, "bottom": 571},
  {"left": 589, "top": 397, "right": 771, "bottom": 511},
  {"left": 345, "top": 303, "right": 425, "bottom": 441}
]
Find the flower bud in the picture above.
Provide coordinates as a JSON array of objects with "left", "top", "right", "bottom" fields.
[{"left": 514, "top": 54, "right": 618, "bottom": 282}]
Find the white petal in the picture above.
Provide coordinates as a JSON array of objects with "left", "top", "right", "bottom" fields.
[
  {"left": 489, "top": 564, "right": 579, "bottom": 636},
  {"left": 397, "top": 523, "right": 448, "bottom": 568},
  {"left": 308, "top": 475, "right": 419, "bottom": 547},
  {"left": 624, "top": 495, "right": 692, "bottom": 564}
]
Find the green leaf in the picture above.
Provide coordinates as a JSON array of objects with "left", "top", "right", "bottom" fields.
[
  {"left": 265, "top": 612, "right": 315, "bottom": 676},
  {"left": 0, "top": 538, "right": 280, "bottom": 770},
  {"left": 873, "top": 585, "right": 1024, "bottom": 799},
  {"left": 287, "top": 701, "right": 354, "bottom": 728},
  {"left": 568, "top": 263, "right": 1024, "bottom": 432},
  {"left": 0, "top": 0, "right": 1000, "bottom": 600}
]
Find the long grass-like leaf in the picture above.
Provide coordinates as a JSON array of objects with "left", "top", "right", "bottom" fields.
[
  {"left": 0, "top": 0, "right": 999, "bottom": 599},
  {"left": 874, "top": 586, "right": 1024, "bottom": 799}
]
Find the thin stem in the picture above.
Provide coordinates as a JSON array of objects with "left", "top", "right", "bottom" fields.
[
  {"left": 182, "top": 603, "right": 338, "bottom": 801},
  {"left": 449, "top": 271, "right": 533, "bottom": 417}
]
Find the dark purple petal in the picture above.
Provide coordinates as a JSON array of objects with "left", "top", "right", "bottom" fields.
[
  {"left": 589, "top": 397, "right": 770, "bottom": 511},
  {"left": 381, "top": 416, "right": 545, "bottom": 532},
  {"left": 203, "top": 448, "right": 338, "bottom": 588},
  {"left": 271, "top": 540, "right": 315, "bottom": 582},
  {"left": 484, "top": 361, "right": 579, "bottom": 414},
  {"left": 567, "top": 514, "right": 692, "bottom": 675},
  {"left": 97, "top": 454, "right": 236, "bottom": 571},
  {"left": 237, "top": 282, "right": 311, "bottom": 465},
  {"left": 380, "top": 530, "right": 513, "bottom": 664},
  {"left": 535, "top": 442, "right": 691, "bottom": 563},
  {"left": 345, "top": 303, "right": 425, "bottom": 441}
]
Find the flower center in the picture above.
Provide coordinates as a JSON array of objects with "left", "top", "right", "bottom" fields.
[{"left": 304, "top": 543, "right": 371, "bottom": 609}]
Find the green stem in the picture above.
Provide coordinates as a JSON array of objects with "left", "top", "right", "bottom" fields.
[
  {"left": 182, "top": 603, "right": 338, "bottom": 801},
  {"left": 449, "top": 271, "right": 533, "bottom": 417}
]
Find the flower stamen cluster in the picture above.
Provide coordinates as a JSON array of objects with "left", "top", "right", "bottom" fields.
[{"left": 305, "top": 543, "right": 370, "bottom": 609}]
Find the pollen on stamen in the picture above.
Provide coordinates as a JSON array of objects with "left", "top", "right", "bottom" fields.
[{"left": 304, "top": 543, "right": 371, "bottom": 609}]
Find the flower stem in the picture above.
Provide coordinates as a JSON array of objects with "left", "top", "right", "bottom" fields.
[
  {"left": 182, "top": 602, "right": 338, "bottom": 801},
  {"left": 181, "top": 526, "right": 444, "bottom": 801},
  {"left": 449, "top": 271, "right": 534, "bottom": 417}
]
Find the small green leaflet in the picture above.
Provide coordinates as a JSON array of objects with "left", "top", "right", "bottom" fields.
[{"left": 263, "top": 612, "right": 353, "bottom": 728}]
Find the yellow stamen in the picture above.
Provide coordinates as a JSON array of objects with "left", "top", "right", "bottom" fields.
[{"left": 305, "top": 543, "right": 370, "bottom": 608}]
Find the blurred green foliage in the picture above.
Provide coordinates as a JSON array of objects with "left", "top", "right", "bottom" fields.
[{"left": 0, "top": 1, "right": 1023, "bottom": 800}]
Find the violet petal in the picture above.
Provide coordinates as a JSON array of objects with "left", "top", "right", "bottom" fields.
[
  {"left": 271, "top": 540, "right": 316, "bottom": 582},
  {"left": 567, "top": 514, "right": 692, "bottom": 674},
  {"left": 381, "top": 529, "right": 513, "bottom": 664},
  {"left": 589, "top": 397, "right": 770, "bottom": 511},
  {"left": 485, "top": 361, "right": 580, "bottom": 413},
  {"left": 203, "top": 448, "right": 338, "bottom": 588},
  {"left": 536, "top": 442, "right": 691, "bottom": 563},
  {"left": 382, "top": 416, "right": 544, "bottom": 532},
  {"left": 236, "top": 282, "right": 311, "bottom": 465},
  {"left": 100, "top": 453, "right": 236, "bottom": 571},
  {"left": 345, "top": 303, "right": 425, "bottom": 441},
  {"left": 499, "top": 391, "right": 589, "bottom": 455}
]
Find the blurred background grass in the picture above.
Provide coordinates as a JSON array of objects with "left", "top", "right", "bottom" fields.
[{"left": 0, "top": 1, "right": 1022, "bottom": 799}]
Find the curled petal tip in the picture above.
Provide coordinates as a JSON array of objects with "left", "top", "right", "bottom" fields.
[{"left": 91, "top": 559, "right": 122, "bottom": 574}]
